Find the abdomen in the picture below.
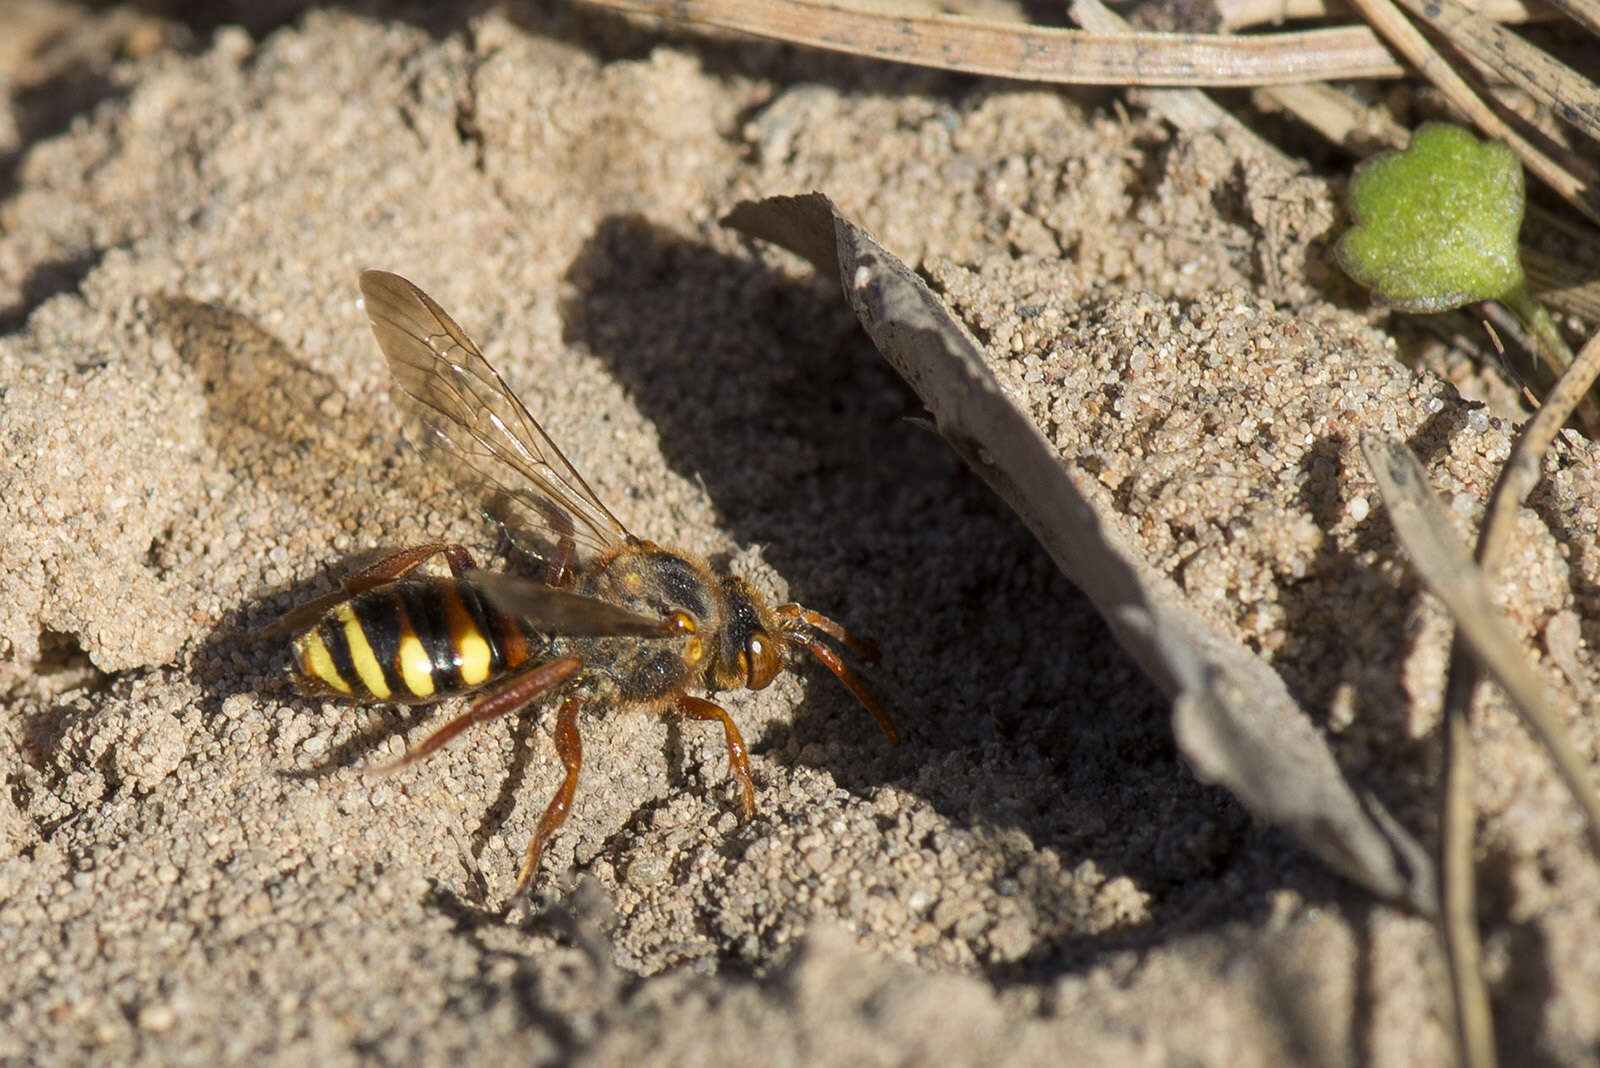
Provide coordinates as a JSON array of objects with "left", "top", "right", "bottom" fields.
[{"left": 291, "top": 575, "right": 533, "bottom": 703}]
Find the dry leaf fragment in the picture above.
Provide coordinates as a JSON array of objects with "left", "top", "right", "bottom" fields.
[{"left": 727, "top": 192, "right": 1437, "bottom": 913}]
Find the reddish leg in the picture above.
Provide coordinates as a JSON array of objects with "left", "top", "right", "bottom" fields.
[
  {"left": 262, "top": 542, "right": 479, "bottom": 637},
  {"left": 800, "top": 638, "right": 901, "bottom": 747},
  {"left": 775, "top": 602, "right": 880, "bottom": 661},
  {"left": 374, "top": 656, "right": 582, "bottom": 772},
  {"left": 677, "top": 695, "right": 756, "bottom": 820},
  {"left": 514, "top": 696, "right": 585, "bottom": 897},
  {"left": 545, "top": 535, "right": 578, "bottom": 589},
  {"left": 342, "top": 541, "right": 477, "bottom": 590}
]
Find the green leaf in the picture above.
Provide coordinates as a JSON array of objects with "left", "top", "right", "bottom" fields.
[{"left": 1336, "top": 124, "right": 1525, "bottom": 312}]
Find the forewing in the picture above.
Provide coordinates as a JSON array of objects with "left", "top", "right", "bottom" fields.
[
  {"left": 466, "top": 571, "right": 675, "bottom": 638},
  {"left": 357, "top": 270, "right": 629, "bottom": 557}
]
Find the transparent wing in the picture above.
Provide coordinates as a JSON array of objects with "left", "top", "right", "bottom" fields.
[
  {"left": 358, "top": 269, "right": 629, "bottom": 558},
  {"left": 464, "top": 571, "right": 674, "bottom": 638}
]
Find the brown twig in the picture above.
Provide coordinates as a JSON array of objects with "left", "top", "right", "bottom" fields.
[
  {"left": 1213, "top": 0, "right": 1551, "bottom": 30},
  {"left": 581, "top": 0, "right": 1404, "bottom": 85},
  {"left": 1342, "top": 0, "right": 1600, "bottom": 222},
  {"left": 1385, "top": 0, "right": 1600, "bottom": 149},
  {"left": 1436, "top": 326, "right": 1600, "bottom": 1068},
  {"left": 1539, "top": 0, "right": 1600, "bottom": 36}
]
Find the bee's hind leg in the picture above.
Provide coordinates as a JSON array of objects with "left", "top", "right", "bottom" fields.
[
  {"left": 259, "top": 541, "right": 480, "bottom": 638},
  {"left": 374, "top": 656, "right": 582, "bottom": 773},
  {"left": 545, "top": 535, "right": 578, "bottom": 589},
  {"left": 513, "top": 695, "right": 585, "bottom": 899},
  {"left": 343, "top": 541, "right": 478, "bottom": 589}
]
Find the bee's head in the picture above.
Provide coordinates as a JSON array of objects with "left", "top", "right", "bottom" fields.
[
  {"left": 712, "top": 575, "right": 785, "bottom": 692},
  {"left": 710, "top": 576, "right": 901, "bottom": 747}
]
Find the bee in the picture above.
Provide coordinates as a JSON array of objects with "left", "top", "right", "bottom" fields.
[{"left": 280, "top": 270, "right": 899, "bottom": 898}]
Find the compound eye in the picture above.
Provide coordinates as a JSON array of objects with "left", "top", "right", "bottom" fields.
[{"left": 743, "top": 632, "right": 782, "bottom": 690}]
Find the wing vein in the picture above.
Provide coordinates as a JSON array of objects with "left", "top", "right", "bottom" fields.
[{"left": 358, "top": 269, "right": 631, "bottom": 560}]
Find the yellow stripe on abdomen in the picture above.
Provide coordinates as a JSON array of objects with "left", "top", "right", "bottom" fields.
[
  {"left": 294, "top": 629, "right": 352, "bottom": 695},
  {"left": 396, "top": 630, "right": 435, "bottom": 699},
  {"left": 336, "top": 602, "right": 391, "bottom": 699},
  {"left": 443, "top": 586, "right": 492, "bottom": 687}
]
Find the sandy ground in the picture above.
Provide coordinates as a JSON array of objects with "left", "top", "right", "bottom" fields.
[{"left": 3, "top": 3, "right": 1600, "bottom": 1065}]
